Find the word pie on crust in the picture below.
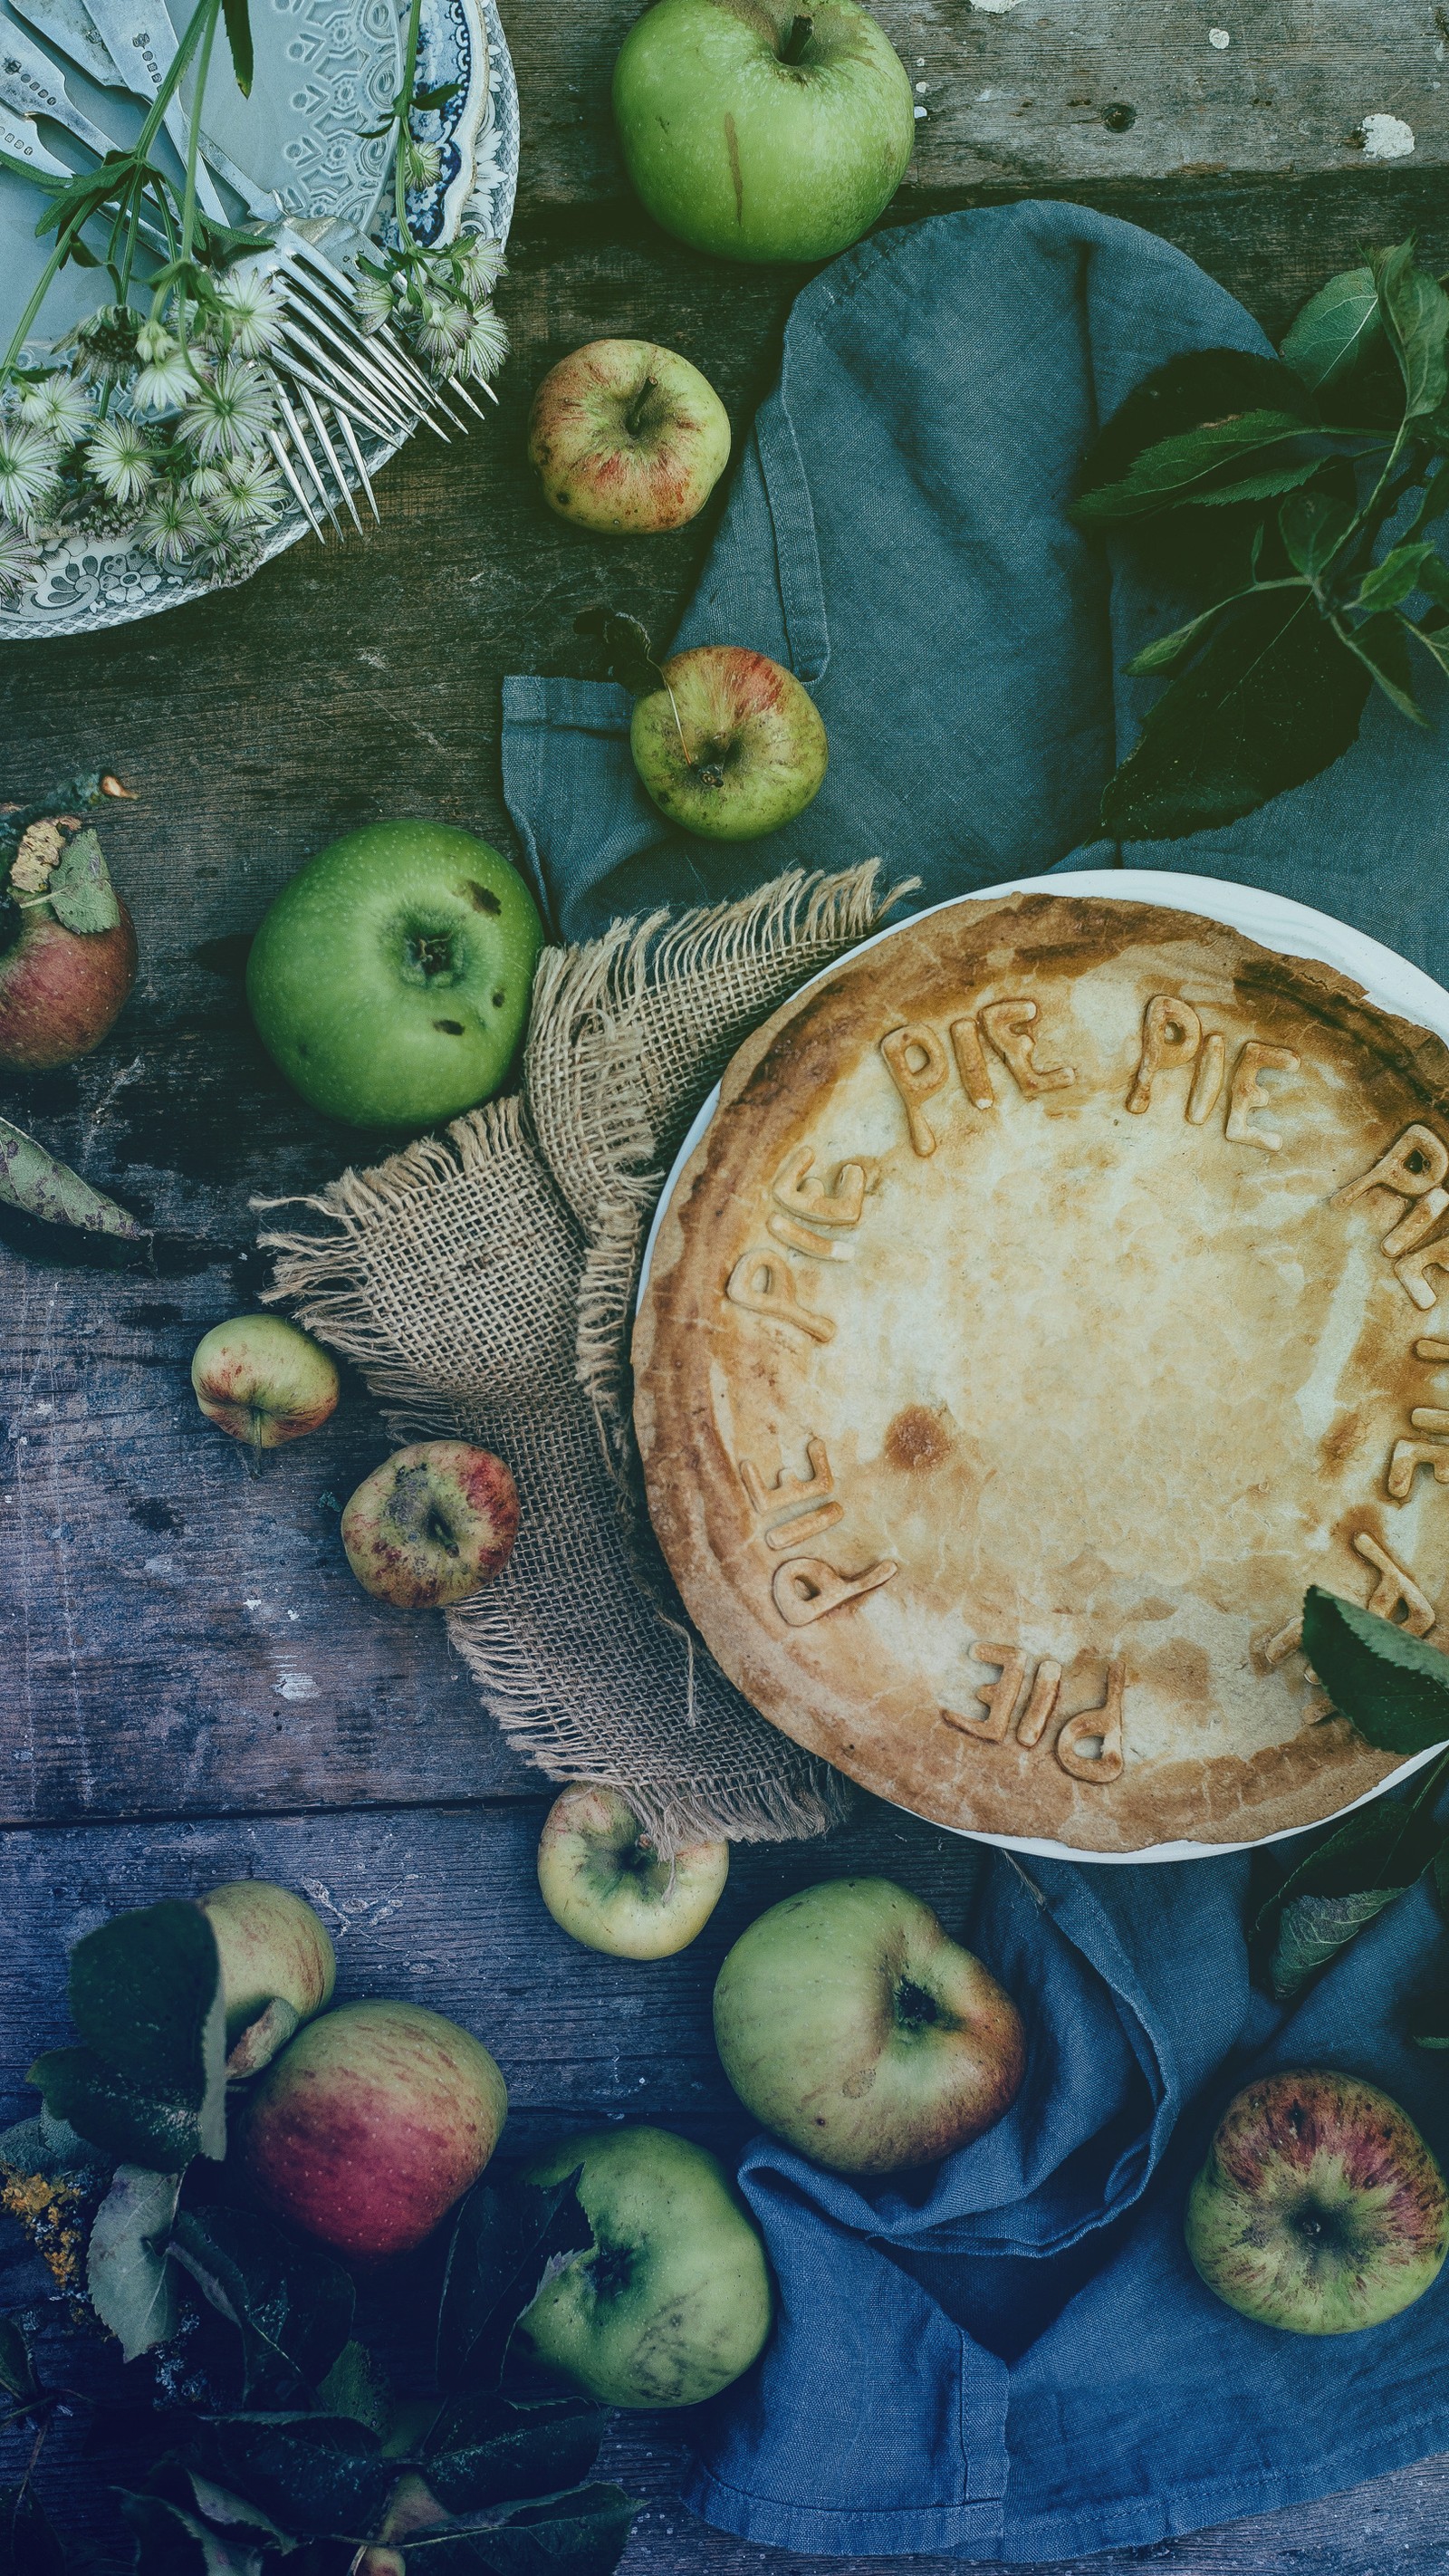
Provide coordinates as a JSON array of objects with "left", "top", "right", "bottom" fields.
[{"left": 633, "top": 894, "right": 1449, "bottom": 1853}]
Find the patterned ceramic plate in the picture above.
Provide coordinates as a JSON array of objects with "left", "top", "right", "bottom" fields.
[{"left": 0, "top": 0, "right": 517, "bottom": 638}]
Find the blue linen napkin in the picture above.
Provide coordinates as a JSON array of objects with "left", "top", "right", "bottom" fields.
[{"left": 503, "top": 202, "right": 1449, "bottom": 2558}]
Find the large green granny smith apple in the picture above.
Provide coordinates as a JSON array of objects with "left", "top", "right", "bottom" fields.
[
  {"left": 714, "top": 1878, "right": 1026, "bottom": 2174},
  {"left": 613, "top": 0, "right": 915, "bottom": 266},
  {"left": 518, "top": 2126, "right": 773, "bottom": 2408},
  {"left": 246, "top": 821, "right": 543, "bottom": 1130}
]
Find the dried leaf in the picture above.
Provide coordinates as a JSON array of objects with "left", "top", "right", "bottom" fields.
[
  {"left": 45, "top": 831, "right": 121, "bottom": 937},
  {"left": 0, "top": 1119, "right": 147, "bottom": 1243}
]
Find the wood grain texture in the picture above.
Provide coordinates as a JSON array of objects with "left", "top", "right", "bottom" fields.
[{"left": 6, "top": 2, "right": 1449, "bottom": 2565}]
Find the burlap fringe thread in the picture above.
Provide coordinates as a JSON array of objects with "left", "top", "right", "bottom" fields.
[{"left": 257, "top": 861, "right": 910, "bottom": 1852}]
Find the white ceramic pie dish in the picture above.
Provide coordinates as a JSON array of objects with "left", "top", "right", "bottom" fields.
[{"left": 638, "top": 868, "right": 1449, "bottom": 1866}]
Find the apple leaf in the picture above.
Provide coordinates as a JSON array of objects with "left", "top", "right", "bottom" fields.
[
  {"left": 573, "top": 609, "right": 662, "bottom": 697},
  {"left": 168, "top": 2206, "right": 354, "bottom": 2405},
  {"left": 403, "top": 2485, "right": 638, "bottom": 2576},
  {"left": 1371, "top": 240, "right": 1449, "bottom": 420},
  {"left": 1070, "top": 411, "right": 1326, "bottom": 524},
  {"left": 30, "top": 1902, "right": 226, "bottom": 2170},
  {"left": 177, "top": 2418, "right": 390, "bottom": 2542},
  {"left": 313, "top": 2338, "right": 392, "bottom": 2435},
  {"left": 1076, "top": 349, "right": 1319, "bottom": 496},
  {"left": 1249, "top": 1788, "right": 1449, "bottom": 2000},
  {"left": 1301, "top": 1587, "right": 1449, "bottom": 1753},
  {"left": 0, "top": 2317, "right": 39, "bottom": 2410},
  {"left": 1100, "top": 586, "right": 1371, "bottom": 840},
  {"left": 419, "top": 2389, "right": 606, "bottom": 2514},
  {"left": 0, "top": 2109, "right": 104, "bottom": 2183},
  {"left": 437, "top": 2171, "right": 592, "bottom": 2397},
  {"left": 0, "top": 2485, "right": 67, "bottom": 2576},
  {"left": 120, "top": 2484, "right": 265, "bottom": 2576},
  {"left": 1280, "top": 487, "right": 1356, "bottom": 577},
  {"left": 88, "top": 2165, "right": 182, "bottom": 2362},
  {"left": 45, "top": 830, "right": 120, "bottom": 937},
  {"left": 27, "top": 2049, "right": 208, "bottom": 2173},
  {"left": 1282, "top": 264, "right": 1384, "bottom": 393}
]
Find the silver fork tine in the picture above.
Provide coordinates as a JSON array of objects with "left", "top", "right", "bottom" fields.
[
  {"left": 265, "top": 425, "right": 325, "bottom": 543},
  {"left": 330, "top": 400, "right": 380, "bottom": 523},
  {"left": 273, "top": 380, "right": 345, "bottom": 535},
  {"left": 298, "top": 384, "right": 362, "bottom": 533},
  {"left": 275, "top": 290, "right": 450, "bottom": 439},
  {"left": 273, "top": 321, "right": 407, "bottom": 438}
]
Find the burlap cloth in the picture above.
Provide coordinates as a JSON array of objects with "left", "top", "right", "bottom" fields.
[{"left": 259, "top": 862, "right": 912, "bottom": 1850}]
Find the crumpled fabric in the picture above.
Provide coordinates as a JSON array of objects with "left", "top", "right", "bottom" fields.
[{"left": 504, "top": 201, "right": 1449, "bottom": 2557}]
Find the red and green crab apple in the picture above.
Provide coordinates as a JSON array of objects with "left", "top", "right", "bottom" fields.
[
  {"left": 190, "top": 1312, "right": 340, "bottom": 1449},
  {"left": 241, "top": 1998, "right": 508, "bottom": 2258},
  {"left": 630, "top": 645, "right": 827, "bottom": 839},
  {"left": 197, "top": 1880, "right": 336, "bottom": 2075},
  {"left": 517, "top": 2125, "right": 773, "bottom": 2405},
  {"left": 612, "top": 0, "right": 915, "bottom": 264},
  {"left": 341, "top": 1440, "right": 519, "bottom": 1608},
  {"left": 536, "top": 1783, "right": 729, "bottom": 1956},
  {"left": 713, "top": 1877, "right": 1026, "bottom": 2174},
  {"left": 1185, "top": 2068, "right": 1449, "bottom": 2332},
  {"left": 527, "top": 340, "right": 731, "bottom": 533},
  {"left": 0, "top": 869, "right": 136, "bottom": 1068},
  {"left": 245, "top": 820, "right": 543, "bottom": 1130}
]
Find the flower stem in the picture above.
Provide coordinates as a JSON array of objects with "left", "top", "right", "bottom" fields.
[
  {"left": 393, "top": 0, "right": 427, "bottom": 251},
  {"left": 181, "top": 0, "right": 222, "bottom": 272}
]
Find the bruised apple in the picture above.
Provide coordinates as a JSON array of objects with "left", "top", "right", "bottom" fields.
[
  {"left": 341, "top": 1441, "right": 519, "bottom": 1608},
  {"left": 191, "top": 1314, "right": 340, "bottom": 1451},
  {"left": 240, "top": 1999, "right": 507, "bottom": 2258}
]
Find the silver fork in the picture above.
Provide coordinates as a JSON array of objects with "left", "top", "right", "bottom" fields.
[{"left": 5, "top": 0, "right": 480, "bottom": 538}]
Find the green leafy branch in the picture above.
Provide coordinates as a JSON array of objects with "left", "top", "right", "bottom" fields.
[
  {"left": 1073, "top": 239, "right": 1449, "bottom": 840},
  {"left": 1251, "top": 1588, "right": 1449, "bottom": 2013}
]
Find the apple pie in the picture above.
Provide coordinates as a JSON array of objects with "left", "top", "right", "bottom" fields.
[{"left": 633, "top": 893, "right": 1449, "bottom": 1853}]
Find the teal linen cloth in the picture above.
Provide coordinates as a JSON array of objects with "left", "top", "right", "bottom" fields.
[{"left": 503, "top": 203, "right": 1449, "bottom": 2557}]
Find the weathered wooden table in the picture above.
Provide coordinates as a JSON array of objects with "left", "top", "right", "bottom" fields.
[{"left": 5, "top": 1, "right": 1449, "bottom": 2563}]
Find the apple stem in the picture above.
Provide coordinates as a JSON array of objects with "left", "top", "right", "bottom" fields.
[
  {"left": 661, "top": 674, "right": 696, "bottom": 769},
  {"left": 624, "top": 376, "right": 657, "bottom": 439},
  {"left": 780, "top": 12, "right": 813, "bottom": 63}
]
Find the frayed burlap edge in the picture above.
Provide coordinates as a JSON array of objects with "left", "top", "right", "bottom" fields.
[{"left": 256, "top": 862, "right": 912, "bottom": 1850}]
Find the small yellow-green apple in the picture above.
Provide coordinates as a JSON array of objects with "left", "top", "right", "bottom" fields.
[
  {"left": 1185, "top": 2069, "right": 1449, "bottom": 2333},
  {"left": 528, "top": 340, "right": 730, "bottom": 533},
  {"left": 517, "top": 2125, "right": 772, "bottom": 2406},
  {"left": 536, "top": 1784, "right": 729, "bottom": 1957},
  {"left": 630, "top": 645, "right": 827, "bottom": 839},
  {"left": 714, "top": 1878, "right": 1026, "bottom": 2174},
  {"left": 246, "top": 821, "right": 542, "bottom": 1131},
  {"left": 341, "top": 1440, "right": 519, "bottom": 1609},
  {"left": 197, "top": 1879, "right": 336, "bottom": 2075},
  {"left": 613, "top": 0, "right": 915, "bottom": 265},
  {"left": 190, "top": 1313, "right": 340, "bottom": 1451},
  {"left": 240, "top": 1999, "right": 507, "bottom": 2259}
]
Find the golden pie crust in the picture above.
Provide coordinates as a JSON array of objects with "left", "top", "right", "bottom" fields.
[{"left": 633, "top": 894, "right": 1449, "bottom": 1853}]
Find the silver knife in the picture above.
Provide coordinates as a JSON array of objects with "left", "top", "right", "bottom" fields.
[
  {"left": 0, "top": 16, "right": 124, "bottom": 161},
  {"left": 52, "top": 0, "right": 229, "bottom": 218},
  {"left": 5, "top": 0, "right": 120, "bottom": 91},
  {"left": 0, "top": 99, "right": 72, "bottom": 174}
]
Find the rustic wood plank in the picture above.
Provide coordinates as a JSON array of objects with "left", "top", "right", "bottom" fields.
[{"left": 508, "top": 0, "right": 1449, "bottom": 216}]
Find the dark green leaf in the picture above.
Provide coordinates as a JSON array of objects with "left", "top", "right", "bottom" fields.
[
  {"left": 69, "top": 1904, "right": 223, "bottom": 2116},
  {"left": 1410, "top": 1990, "right": 1449, "bottom": 2048},
  {"left": 1250, "top": 1789, "right": 1448, "bottom": 1998},
  {"left": 45, "top": 831, "right": 120, "bottom": 937},
  {"left": 0, "top": 2485, "right": 66, "bottom": 2576},
  {"left": 27, "top": 2049, "right": 203, "bottom": 2170},
  {"left": 1071, "top": 411, "right": 1324, "bottom": 524},
  {"left": 1371, "top": 241, "right": 1449, "bottom": 418},
  {"left": 0, "top": 2319, "right": 39, "bottom": 2408},
  {"left": 1280, "top": 488, "right": 1355, "bottom": 577},
  {"left": 178, "top": 2418, "right": 390, "bottom": 2543},
  {"left": 1076, "top": 349, "right": 1319, "bottom": 491},
  {"left": 1179, "top": 456, "right": 1329, "bottom": 509},
  {"left": 572, "top": 610, "right": 660, "bottom": 697},
  {"left": 312, "top": 2339, "right": 390, "bottom": 2435},
  {"left": 437, "top": 2172, "right": 591, "bottom": 2396},
  {"left": 420, "top": 2389, "right": 605, "bottom": 2514},
  {"left": 220, "top": 0, "right": 253, "bottom": 96},
  {"left": 168, "top": 2207, "right": 353, "bottom": 2405},
  {"left": 1351, "top": 542, "right": 1441, "bottom": 614},
  {"left": 1338, "top": 608, "right": 1427, "bottom": 722},
  {"left": 1416, "top": 551, "right": 1449, "bottom": 610},
  {"left": 181, "top": 2475, "right": 294, "bottom": 2551},
  {"left": 1302, "top": 1585, "right": 1449, "bottom": 1752},
  {"left": 1102, "top": 586, "right": 1370, "bottom": 840},
  {"left": 408, "top": 2486, "right": 638, "bottom": 2576},
  {"left": 1124, "top": 597, "right": 1242, "bottom": 676},
  {"left": 412, "top": 80, "right": 456, "bottom": 107},
  {"left": 120, "top": 2488, "right": 261, "bottom": 2576},
  {"left": 88, "top": 2165, "right": 181, "bottom": 2362},
  {"left": 0, "top": 2113, "right": 100, "bottom": 2182},
  {"left": 1281, "top": 264, "right": 1383, "bottom": 392}
]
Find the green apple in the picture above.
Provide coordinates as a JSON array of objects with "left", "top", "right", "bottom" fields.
[
  {"left": 613, "top": 0, "right": 915, "bottom": 266},
  {"left": 1185, "top": 2069, "right": 1449, "bottom": 2333},
  {"left": 536, "top": 1783, "right": 729, "bottom": 1957},
  {"left": 517, "top": 2125, "right": 773, "bottom": 2407},
  {"left": 527, "top": 340, "right": 731, "bottom": 533},
  {"left": 197, "top": 1879, "right": 336, "bottom": 2075},
  {"left": 190, "top": 1313, "right": 340, "bottom": 1451},
  {"left": 713, "top": 1877, "right": 1026, "bottom": 2174},
  {"left": 631, "top": 645, "right": 827, "bottom": 839},
  {"left": 246, "top": 821, "right": 543, "bottom": 1131}
]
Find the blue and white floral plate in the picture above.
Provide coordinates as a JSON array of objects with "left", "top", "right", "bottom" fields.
[{"left": 0, "top": 0, "right": 517, "bottom": 638}]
